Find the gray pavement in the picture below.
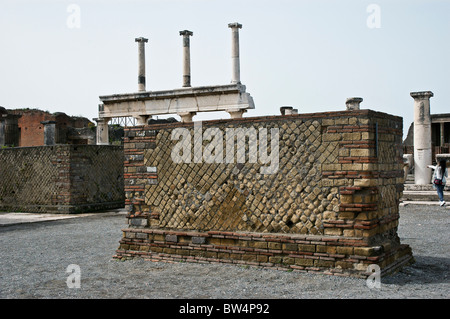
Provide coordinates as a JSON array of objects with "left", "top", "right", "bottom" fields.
[
  {"left": 0, "top": 211, "right": 120, "bottom": 226},
  {"left": 0, "top": 205, "right": 448, "bottom": 299}
]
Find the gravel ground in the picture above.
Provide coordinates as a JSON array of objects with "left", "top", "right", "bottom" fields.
[{"left": 0, "top": 205, "right": 448, "bottom": 299}]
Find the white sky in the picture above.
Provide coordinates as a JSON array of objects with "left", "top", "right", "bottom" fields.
[{"left": 0, "top": 0, "right": 449, "bottom": 138}]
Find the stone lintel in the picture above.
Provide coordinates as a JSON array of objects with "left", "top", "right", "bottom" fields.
[
  {"left": 1, "top": 113, "right": 21, "bottom": 120},
  {"left": 431, "top": 116, "right": 450, "bottom": 123},
  {"left": 436, "top": 154, "right": 450, "bottom": 162}
]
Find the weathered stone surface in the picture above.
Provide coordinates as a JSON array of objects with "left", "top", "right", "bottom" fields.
[{"left": 118, "top": 110, "right": 413, "bottom": 277}]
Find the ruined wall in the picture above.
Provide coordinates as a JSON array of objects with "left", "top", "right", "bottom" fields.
[
  {"left": 6, "top": 109, "right": 94, "bottom": 147},
  {"left": 115, "top": 110, "right": 413, "bottom": 277},
  {"left": 0, "top": 145, "right": 124, "bottom": 213}
]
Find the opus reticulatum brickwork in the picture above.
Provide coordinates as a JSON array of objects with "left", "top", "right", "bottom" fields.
[
  {"left": 0, "top": 145, "right": 124, "bottom": 213},
  {"left": 114, "top": 109, "right": 414, "bottom": 278}
]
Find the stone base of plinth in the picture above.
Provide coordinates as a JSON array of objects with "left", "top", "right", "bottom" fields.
[{"left": 114, "top": 228, "right": 414, "bottom": 278}]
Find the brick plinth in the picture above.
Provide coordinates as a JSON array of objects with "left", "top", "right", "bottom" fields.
[
  {"left": 114, "top": 228, "right": 413, "bottom": 278},
  {"left": 116, "top": 109, "right": 414, "bottom": 277}
]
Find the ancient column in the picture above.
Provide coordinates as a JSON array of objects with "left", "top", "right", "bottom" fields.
[
  {"left": 41, "top": 121, "right": 57, "bottom": 146},
  {"left": 179, "top": 30, "right": 193, "bottom": 87},
  {"left": 411, "top": 91, "right": 433, "bottom": 185},
  {"left": 228, "top": 22, "right": 242, "bottom": 84},
  {"left": 95, "top": 117, "right": 110, "bottom": 145},
  {"left": 346, "top": 97, "right": 363, "bottom": 110},
  {"left": 440, "top": 122, "right": 445, "bottom": 148},
  {"left": 135, "top": 37, "right": 148, "bottom": 92}
]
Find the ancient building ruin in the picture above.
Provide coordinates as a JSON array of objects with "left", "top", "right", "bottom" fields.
[
  {"left": 0, "top": 108, "right": 124, "bottom": 213},
  {"left": 101, "top": 23, "right": 414, "bottom": 278},
  {"left": 0, "top": 145, "right": 124, "bottom": 213},
  {"left": 0, "top": 108, "right": 95, "bottom": 147}
]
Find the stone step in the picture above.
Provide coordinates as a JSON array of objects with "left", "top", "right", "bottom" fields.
[
  {"left": 404, "top": 184, "right": 450, "bottom": 192},
  {"left": 404, "top": 174, "right": 415, "bottom": 184},
  {"left": 400, "top": 201, "right": 450, "bottom": 207},
  {"left": 401, "top": 190, "right": 450, "bottom": 202}
]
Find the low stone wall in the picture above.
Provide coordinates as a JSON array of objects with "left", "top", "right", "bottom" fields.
[
  {"left": 114, "top": 110, "right": 413, "bottom": 277},
  {"left": 0, "top": 145, "right": 124, "bottom": 213}
]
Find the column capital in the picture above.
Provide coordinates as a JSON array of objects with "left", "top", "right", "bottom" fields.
[
  {"left": 93, "top": 117, "right": 110, "bottom": 123},
  {"left": 346, "top": 97, "right": 363, "bottom": 110},
  {"left": 228, "top": 22, "right": 242, "bottom": 29},
  {"left": 135, "top": 37, "right": 148, "bottom": 43},
  {"left": 410, "top": 91, "right": 434, "bottom": 99},
  {"left": 346, "top": 97, "right": 363, "bottom": 104},
  {"left": 178, "top": 112, "right": 196, "bottom": 123},
  {"left": 179, "top": 30, "right": 193, "bottom": 37}
]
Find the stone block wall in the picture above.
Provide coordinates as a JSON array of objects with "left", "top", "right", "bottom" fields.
[
  {"left": 0, "top": 145, "right": 124, "bottom": 213},
  {"left": 114, "top": 110, "right": 413, "bottom": 277}
]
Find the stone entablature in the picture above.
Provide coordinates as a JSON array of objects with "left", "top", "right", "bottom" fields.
[{"left": 98, "top": 84, "right": 255, "bottom": 123}]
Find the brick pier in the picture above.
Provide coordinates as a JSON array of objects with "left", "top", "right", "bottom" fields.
[{"left": 114, "top": 110, "right": 414, "bottom": 277}]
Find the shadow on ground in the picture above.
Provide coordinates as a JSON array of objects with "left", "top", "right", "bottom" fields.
[{"left": 384, "top": 255, "right": 450, "bottom": 285}]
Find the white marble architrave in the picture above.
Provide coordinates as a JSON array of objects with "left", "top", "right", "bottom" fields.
[{"left": 98, "top": 83, "right": 255, "bottom": 123}]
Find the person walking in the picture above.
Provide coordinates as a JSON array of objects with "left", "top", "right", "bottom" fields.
[{"left": 433, "top": 160, "right": 448, "bottom": 206}]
